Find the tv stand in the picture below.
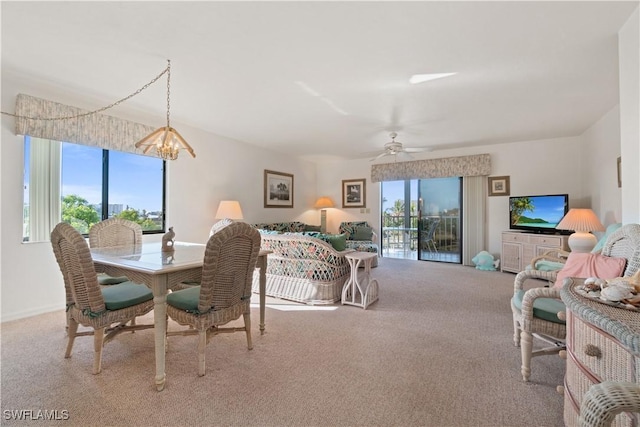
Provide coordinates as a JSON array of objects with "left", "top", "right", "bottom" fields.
[{"left": 501, "top": 231, "right": 569, "bottom": 273}]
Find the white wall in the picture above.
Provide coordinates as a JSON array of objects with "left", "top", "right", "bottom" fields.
[
  {"left": 317, "top": 137, "right": 587, "bottom": 261},
  {"left": 619, "top": 6, "right": 640, "bottom": 224},
  {"left": 582, "top": 105, "right": 622, "bottom": 226},
  {"left": 0, "top": 73, "right": 319, "bottom": 322}
]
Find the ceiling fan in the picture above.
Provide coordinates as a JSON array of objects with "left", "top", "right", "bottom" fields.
[{"left": 369, "top": 132, "right": 430, "bottom": 161}]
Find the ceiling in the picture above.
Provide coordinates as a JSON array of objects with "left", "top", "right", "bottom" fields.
[{"left": 2, "top": 1, "right": 638, "bottom": 163}]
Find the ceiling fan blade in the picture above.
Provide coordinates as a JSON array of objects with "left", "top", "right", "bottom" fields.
[
  {"left": 370, "top": 152, "right": 390, "bottom": 161},
  {"left": 404, "top": 147, "right": 431, "bottom": 153},
  {"left": 396, "top": 151, "right": 414, "bottom": 160}
]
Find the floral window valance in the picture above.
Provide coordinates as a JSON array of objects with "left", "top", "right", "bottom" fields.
[
  {"left": 370, "top": 154, "right": 491, "bottom": 182},
  {"left": 14, "top": 94, "right": 158, "bottom": 157}
]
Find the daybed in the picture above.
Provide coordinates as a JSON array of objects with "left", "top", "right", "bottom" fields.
[{"left": 251, "top": 231, "right": 353, "bottom": 304}]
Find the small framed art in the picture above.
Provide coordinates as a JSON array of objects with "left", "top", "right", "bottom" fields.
[
  {"left": 488, "top": 176, "right": 510, "bottom": 197},
  {"left": 342, "top": 178, "right": 366, "bottom": 208},
  {"left": 264, "top": 170, "right": 294, "bottom": 208}
]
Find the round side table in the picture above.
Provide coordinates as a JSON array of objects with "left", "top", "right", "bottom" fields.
[{"left": 342, "top": 251, "right": 379, "bottom": 309}]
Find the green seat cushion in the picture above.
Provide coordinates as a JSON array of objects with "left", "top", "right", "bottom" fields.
[
  {"left": 512, "top": 290, "right": 566, "bottom": 324},
  {"left": 101, "top": 282, "right": 153, "bottom": 310},
  {"left": 167, "top": 286, "right": 201, "bottom": 312},
  {"left": 97, "top": 274, "right": 130, "bottom": 285}
]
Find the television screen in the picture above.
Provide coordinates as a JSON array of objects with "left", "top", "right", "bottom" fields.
[{"left": 509, "top": 194, "right": 569, "bottom": 233}]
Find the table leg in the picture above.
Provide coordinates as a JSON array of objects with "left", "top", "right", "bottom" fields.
[
  {"left": 152, "top": 276, "right": 168, "bottom": 391},
  {"left": 259, "top": 254, "right": 267, "bottom": 335}
]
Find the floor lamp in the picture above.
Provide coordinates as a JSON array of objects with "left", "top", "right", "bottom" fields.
[
  {"left": 556, "top": 208, "right": 605, "bottom": 253},
  {"left": 314, "top": 197, "right": 335, "bottom": 233}
]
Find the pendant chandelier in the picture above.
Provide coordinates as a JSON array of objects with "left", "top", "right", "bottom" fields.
[{"left": 135, "top": 60, "right": 196, "bottom": 160}]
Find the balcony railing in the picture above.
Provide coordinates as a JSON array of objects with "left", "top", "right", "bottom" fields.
[{"left": 381, "top": 215, "right": 460, "bottom": 254}]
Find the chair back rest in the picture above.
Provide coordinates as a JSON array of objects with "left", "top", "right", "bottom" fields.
[
  {"left": 51, "top": 222, "right": 105, "bottom": 314},
  {"left": 423, "top": 217, "right": 440, "bottom": 239},
  {"left": 199, "top": 221, "right": 261, "bottom": 313},
  {"left": 89, "top": 218, "right": 142, "bottom": 248},
  {"left": 601, "top": 224, "right": 640, "bottom": 277}
]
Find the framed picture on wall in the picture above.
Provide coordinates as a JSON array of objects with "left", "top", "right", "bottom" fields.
[
  {"left": 264, "top": 170, "right": 294, "bottom": 208},
  {"left": 342, "top": 178, "right": 366, "bottom": 208},
  {"left": 488, "top": 176, "right": 510, "bottom": 197}
]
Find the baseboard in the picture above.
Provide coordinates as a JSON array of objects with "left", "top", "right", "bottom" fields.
[{"left": 1, "top": 303, "right": 63, "bottom": 323}]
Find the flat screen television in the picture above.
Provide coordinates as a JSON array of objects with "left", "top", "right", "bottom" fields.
[{"left": 509, "top": 194, "right": 569, "bottom": 234}]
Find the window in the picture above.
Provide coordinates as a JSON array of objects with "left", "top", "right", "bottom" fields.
[{"left": 23, "top": 136, "right": 165, "bottom": 242}]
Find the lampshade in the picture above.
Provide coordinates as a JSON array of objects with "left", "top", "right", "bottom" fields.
[
  {"left": 134, "top": 60, "right": 196, "bottom": 160},
  {"left": 314, "top": 196, "right": 335, "bottom": 209},
  {"left": 215, "top": 200, "right": 244, "bottom": 220},
  {"left": 556, "top": 208, "right": 605, "bottom": 253}
]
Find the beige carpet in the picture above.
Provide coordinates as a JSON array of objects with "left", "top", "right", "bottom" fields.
[{"left": 0, "top": 258, "right": 564, "bottom": 427}]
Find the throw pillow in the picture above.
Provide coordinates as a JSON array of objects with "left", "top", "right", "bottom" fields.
[
  {"left": 553, "top": 252, "right": 627, "bottom": 289},
  {"left": 352, "top": 226, "right": 373, "bottom": 241},
  {"left": 591, "top": 223, "right": 623, "bottom": 254},
  {"left": 320, "top": 233, "right": 347, "bottom": 251}
]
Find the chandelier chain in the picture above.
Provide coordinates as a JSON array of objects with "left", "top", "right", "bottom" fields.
[
  {"left": 166, "top": 60, "right": 171, "bottom": 127},
  {"left": 1, "top": 62, "right": 170, "bottom": 121}
]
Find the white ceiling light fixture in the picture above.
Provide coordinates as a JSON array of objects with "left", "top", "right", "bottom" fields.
[{"left": 409, "top": 73, "right": 457, "bottom": 85}]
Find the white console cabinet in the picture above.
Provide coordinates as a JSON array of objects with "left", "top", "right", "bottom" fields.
[{"left": 501, "top": 231, "right": 569, "bottom": 273}]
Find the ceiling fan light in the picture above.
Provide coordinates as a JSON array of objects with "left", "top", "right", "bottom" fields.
[{"left": 409, "top": 73, "right": 457, "bottom": 84}]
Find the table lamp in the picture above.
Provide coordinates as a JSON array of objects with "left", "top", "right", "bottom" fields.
[
  {"left": 314, "top": 196, "right": 335, "bottom": 233},
  {"left": 556, "top": 208, "right": 605, "bottom": 253},
  {"left": 215, "top": 200, "right": 244, "bottom": 221}
]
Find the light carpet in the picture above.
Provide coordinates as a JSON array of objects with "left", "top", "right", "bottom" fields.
[{"left": 0, "top": 258, "right": 564, "bottom": 426}]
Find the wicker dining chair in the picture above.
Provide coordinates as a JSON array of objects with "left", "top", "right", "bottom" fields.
[
  {"left": 51, "top": 222, "right": 154, "bottom": 374},
  {"left": 166, "top": 220, "right": 261, "bottom": 376},
  {"left": 512, "top": 224, "right": 640, "bottom": 382},
  {"left": 89, "top": 217, "right": 143, "bottom": 285}
]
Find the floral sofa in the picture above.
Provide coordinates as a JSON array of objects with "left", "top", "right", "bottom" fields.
[
  {"left": 339, "top": 221, "right": 379, "bottom": 267},
  {"left": 251, "top": 230, "right": 353, "bottom": 304}
]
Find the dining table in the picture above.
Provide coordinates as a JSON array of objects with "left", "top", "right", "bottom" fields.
[{"left": 90, "top": 241, "right": 271, "bottom": 391}]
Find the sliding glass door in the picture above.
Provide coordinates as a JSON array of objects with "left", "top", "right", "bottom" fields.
[
  {"left": 381, "top": 177, "right": 461, "bottom": 263},
  {"left": 417, "top": 177, "right": 462, "bottom": 263}
]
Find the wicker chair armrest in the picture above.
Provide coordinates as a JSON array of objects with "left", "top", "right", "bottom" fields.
[
  {"left": 529, "top": 249, "right": 570, "bottom": 270},
  {"left": 579, "top": 381, "right": 640, "bottom": 427},
  {"left": 519, "top": 286, "right": 561, "bottom": 318},
  {"left": 514, "top": 269, "right": 559, "bottom": 292}
]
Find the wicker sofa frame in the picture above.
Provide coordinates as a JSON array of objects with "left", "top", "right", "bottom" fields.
[{"left": 252, "top": 232, "right": 354, "bottom": 304}]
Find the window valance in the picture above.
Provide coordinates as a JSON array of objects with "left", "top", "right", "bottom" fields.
[
  {"left": 14, "top": 94, "right": 158, "bottom": 157},
  {"left": 370, "top": 154, "right": 491, "bottom": 182}
]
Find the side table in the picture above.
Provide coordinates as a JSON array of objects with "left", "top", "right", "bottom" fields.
[{"left": 342, "top": 251, "right": 379, "bottom": 309}]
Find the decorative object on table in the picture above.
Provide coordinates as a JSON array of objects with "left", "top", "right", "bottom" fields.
[
  {"left": 264, "top": 170, "right": 294, "bottom": 208},
  {"left": 471, "top": 251, "right": 499, "bottom": 271},
  {"left": 215, "top": 200, "right": 244, "bottom": 221},
  {"left": 342, "top": 178, "right": 366, "bottom": 208},
  {"left": 488, "top": 175, "right": 510, "bottom": 196},
  {"left": 314, "top": 196, "right": 335, "bottom": 233},
  {"left": 134, "top": 60, "right": 196, "bottom": 160},
  {"left": 162, "top": 227, "right": 175, "bottom": 252},
  {"left": 556, "top": 208, "right": 605, "bottom": 253},
  {"left": 161, "top": 249, "right": 175, "bottom": 265}
]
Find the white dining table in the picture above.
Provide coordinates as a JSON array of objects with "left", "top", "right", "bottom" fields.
[{"left": 90, "top": 241, "right": 271, "bottom": 391}]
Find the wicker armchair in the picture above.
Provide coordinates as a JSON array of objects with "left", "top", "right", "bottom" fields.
[
  {"left": 512, "top": 224, "right": 640, "bottom": 381},
  {"left": 166, "top": 221, "right": 261, "bottom": 377},
  {"left": 89, "top": 218, "right": 143, "bottom": 285},
  {"left": 579, "top": 382, "right": 640, "bottom": 427},
  {"left": 50, "top": 222, "right": 154, "bottom": 374}
]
